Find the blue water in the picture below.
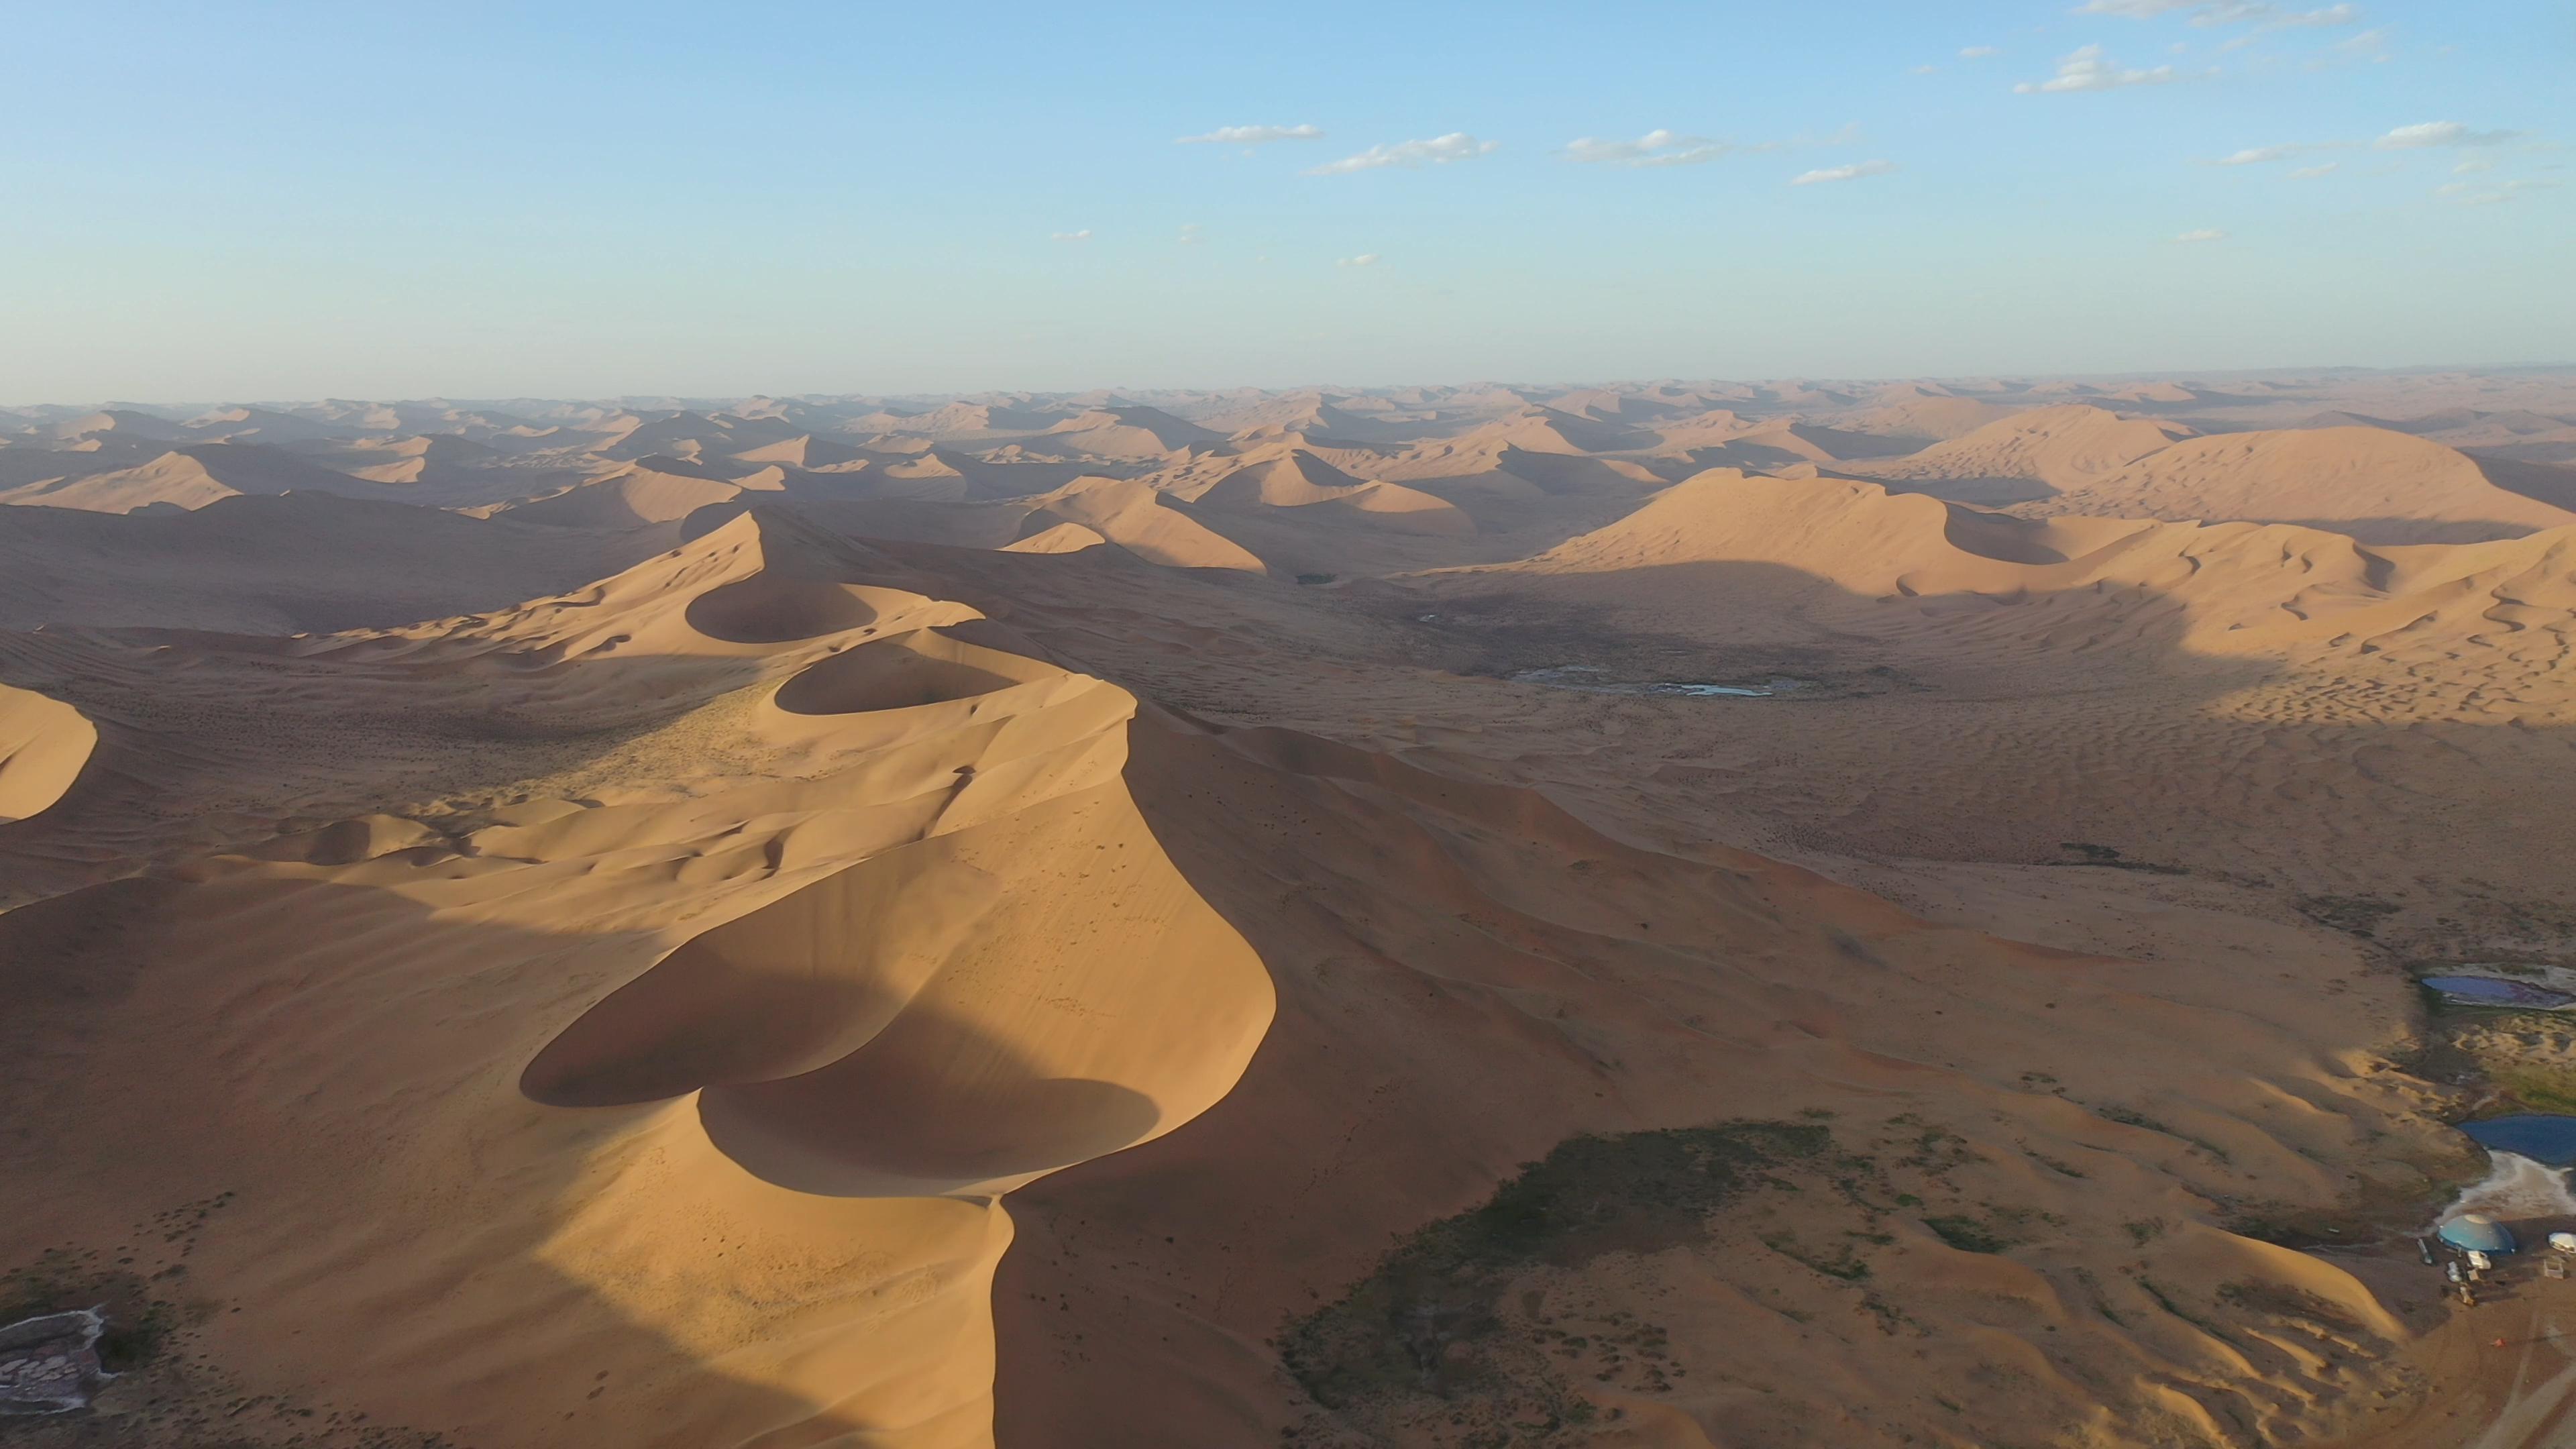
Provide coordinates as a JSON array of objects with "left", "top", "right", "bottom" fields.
[
  {"left": 2459, "top": 1116, "right": 2576, "bottom": 1167},
  {"left": 2424, "top": 975, "right": 2576, "bottom": 1009}
]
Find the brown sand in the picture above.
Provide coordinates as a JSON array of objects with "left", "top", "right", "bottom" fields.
[{"left": 5, "top": 372, "right": 2576, "bottom": 1448}]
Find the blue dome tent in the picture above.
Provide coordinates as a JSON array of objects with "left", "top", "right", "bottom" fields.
[{"left": 2438, "top": 1213, "right": 2517, "bottom": 1254}]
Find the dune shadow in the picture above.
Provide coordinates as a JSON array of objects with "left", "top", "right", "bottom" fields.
[{"left": 0, "top": 872, "right": 927, "bottom": 1448}]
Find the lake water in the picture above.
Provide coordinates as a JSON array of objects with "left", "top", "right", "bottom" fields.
[{"left": 2458, "top": 1116, "right": 2576, "bottom": 1168}]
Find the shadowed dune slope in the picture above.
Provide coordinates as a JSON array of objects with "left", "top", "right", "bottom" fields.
[
  {"left": 985, "top": 708, "right": 2456, "bottom": 1448},
  {"left": 0, "top": 492, "right": 678, "bottom": 633}
]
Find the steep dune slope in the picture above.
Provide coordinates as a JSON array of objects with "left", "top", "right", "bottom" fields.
[
  {"left": 0, "top": 681, "right": 92, "bottom": 824},
  {"left": 0, "top": 511, "right": 1271, "bottom": 1448},
  {"left": 2020, "top": 425, "right": 2576, "bottom": 543},
  {"left": 981, "top": 710, "right": 2455, "bottom": 1448}
]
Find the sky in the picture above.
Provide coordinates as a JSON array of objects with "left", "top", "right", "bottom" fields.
[{"left": 1, "top": 0, "right": 2569, "bottom": 401}]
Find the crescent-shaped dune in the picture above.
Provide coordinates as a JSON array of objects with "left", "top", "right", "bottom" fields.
[{"left": 0, "top": 680, "right": 93, "bottom": 824}]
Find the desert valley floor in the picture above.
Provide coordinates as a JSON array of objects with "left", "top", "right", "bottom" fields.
[{"left": 5, "top": 370, "right": 2576, "bottom": 1448}]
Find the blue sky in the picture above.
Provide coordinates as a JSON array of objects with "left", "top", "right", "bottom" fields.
[{"left": 1, "top": 0, "right": 2567, "bottom": 400}]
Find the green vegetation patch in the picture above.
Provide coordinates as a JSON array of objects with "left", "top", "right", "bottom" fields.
[{"left": 1281, "top": 1121, "right": 1828, "bottom": 1411}]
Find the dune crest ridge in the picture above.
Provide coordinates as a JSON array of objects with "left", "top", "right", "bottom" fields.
[{"left": 0, "top": 509, "right": 1271, "bottom": 1447}]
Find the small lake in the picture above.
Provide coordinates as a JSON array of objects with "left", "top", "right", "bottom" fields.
[
  {"left": 2422, "top": 975, "right": 2576, "bottom": 1010},
  {"left": 1514, "top": 666, "right": 1809, "bottom": 699},
  {"left": 2459, "top": 1116, "right": 2576, "bottom": 1167}
]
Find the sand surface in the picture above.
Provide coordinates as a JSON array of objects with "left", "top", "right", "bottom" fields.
[{"left": 5, "top": 371, "right": 2576, "bottom": 1447}]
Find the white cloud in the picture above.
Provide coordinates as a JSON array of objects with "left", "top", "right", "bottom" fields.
[
  {"left": 1050, "top": 229, "right": 1092, "bottom": 241},
  {"left": 2375, "top": 120, "right": 2521, "bottom": 149},
  {"left": 1179, "top": 223, "right": 1204, "bottom": 245},
  {"left": 1790, "top": 159, "right": 1896, "bottom": 185},
  {"left": 1335, "top": 254, "right": 1382, "bottom": 267},
  {"left": 2171, "top": 227, "right": 2229, "bottom": 241},
  {"left": 2288, "top": 162, "right": 2339, "bottom": 177},
  {"left": 1563, "top": 129, "right": 1732, "bottom": 166},
  {"left": 2451, "top": 178, "right": 2559, "bottom": 205},
  {"left": 2453, "top": 159, "right": 2493, "bottom": 173},
  {"left": 2075, "top": 0, "right": 2356, "bottom": 23},
  {"left": 2200, "top": 2, "right": 2357, "bottom": 25},
  {"left": 1306, "top": 133, "right": 1499, "bottom": 175},
  {"left": 2016, "top": 44, "right": 2179, "bottom": 92},
  {"left": 1960, "top": 45, "right": 2000, "bottom": 56},
  {"left": 1911, "top": 64, "right": 1939, "bottom": 74},
  {"left": 1177, "top": 124, "right": 1324, "bottom": 145},
  {"left": 2214, "top": 144, "right": 2298, "bottom": 164}
]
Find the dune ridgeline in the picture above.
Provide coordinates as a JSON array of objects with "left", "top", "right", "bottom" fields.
[{"left": 4, "top": 371, "right": 2576, "bottom": 1448}]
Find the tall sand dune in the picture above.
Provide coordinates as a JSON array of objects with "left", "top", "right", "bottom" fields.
[
  {"left": 0, "top": 442, "right": 367, "bottom": 514},
  {"left": 0, "top": 680, "right": 92, "bottom": 823},
  {"left": 1851, "top": 403, "right": 2198, "bottom": 502},
  {"left": 0, "top": 510, "right": 1271, "bottom": 1447},
  {"left": 2020, "top": 425, "right": 2576, "bottom": 543}
]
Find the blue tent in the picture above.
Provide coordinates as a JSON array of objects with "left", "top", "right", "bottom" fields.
[{"left": 2438, "top": 1213, "right": 2517, "bottom": 1254}]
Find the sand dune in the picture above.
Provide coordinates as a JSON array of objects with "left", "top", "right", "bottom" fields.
[
  {"left": 2021, "top": 425, "right": 2576, "bottom": 544},
  {"left": 0, "top": 680, "right": 91, "bottom": 824},
  {"left": 1036, "top": 407, "right": 1224, "bottom": 459},
  {"left": 9, "top": 372, "right": 2576, "bottom": 1449},
  {"left": 1023, "top": 476, "right": 1267, "bottom": 571},
  {"left": 1501, "top": 468, "right": 2576, "bottom": 664},
  {"left": 0, "top": 511, "right": 1270, "bottom": 1446},
  {"left": 1849, "top": 402, "right": 2198, "bottom": 502},
  {"left": 1187, "top": 450, "right": 1473, "bottom": 536},
  {"left": 0, "top": 441, "right": 368, "bottom": 514},
  {"left": 0, "top": 492, "right": 687, "bottom": 633},
  {"left": 502, "top": 461, "right": 770, "bottom": 529}
]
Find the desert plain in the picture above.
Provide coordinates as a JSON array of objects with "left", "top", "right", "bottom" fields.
[{"left": 4, "top": 369, "right": 2576, "bottom": 1448}]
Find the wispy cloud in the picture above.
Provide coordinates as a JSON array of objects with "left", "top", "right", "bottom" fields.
[
  {"left": 2214, "top": 144, "right": 2300, "bottom": 164},
  {"left": 1177, "top": 124, "right": 1323, "bottom": 145},
  {"left": 1790, "top": 159, "right": 1896, "bottom": 185},
  {"left": 2445, "top": 178, "right": 2558, "bottom": 205},
  {"left": 2288, "top": 162, "right": 2339, "bottom": 177},
  {"left": 1960, "top": 45, "right": 2000, "bottom": 56},
  {"left": 1305, "top": 133, "right": 1499, "bottom": 175},
  {"left": 2171, "top": 227, "right": 2229, "bottom": 241},
  {"left": 1178, "top": 222, "right": 1204, "bottom": 246},
  {"left": 2015, "top": 44, "right": 2179, "bottom": 91},
  {"left": 1050, "top": 229, "right": 1092, "bottom": 241},
  {"left": 1335, "top": 254, "right": 1382, "bottom": 267},
  {"left": 2076, "top": 0, "right": 2357, "bottom": 25},
  {"left": 2375, "top": 120, "right": 2522, "bottom": 148},
  {"left": 1562, "top": 129, "right": 1731, "bottom": 166}
]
